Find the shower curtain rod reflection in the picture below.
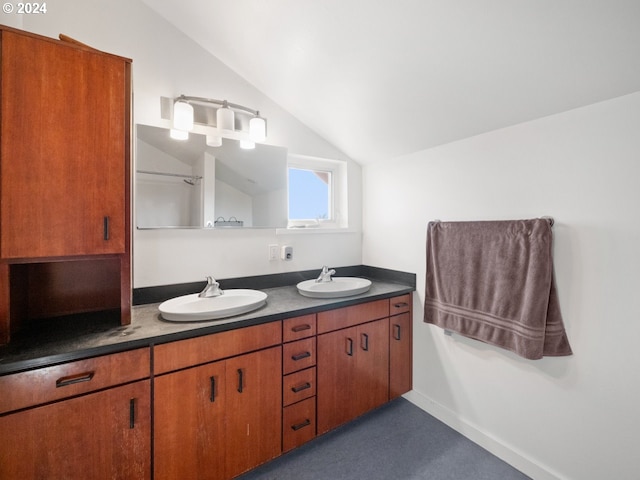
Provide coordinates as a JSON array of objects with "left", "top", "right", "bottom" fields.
[{"left": 136, "top": 170, "right": 202, "bottom": 185}]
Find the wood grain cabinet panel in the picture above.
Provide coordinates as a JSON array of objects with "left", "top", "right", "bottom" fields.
[
  {"left": 283, "top": 367, "right": 316, "bottom": 406},
  {"left": 154, "top": 361, "right": 226, "bottom": 480},
  {"left": 390, "top": 311, "right": 413, "bottom": 398},
  {"left": 317, "top": 295, "right": 413, "bottom": 435},
  {"left": 282, "top": 314, "right": 316, "bottom": 342},
  {"left": 0, "top": 347, "right": 149, "bottom": 414},
  {"left": 0, "top": 380, "right": 151, "bottom": 480},
  {"left": 282, "top": 397, "right": 316, "bottom": 453},
  {"left": 0, "top": 30, "right": 128, "bottom": 259},
  {"left": 283, "top": 337, "right": 316, "bottom": 375},
  {"left": 154, "top": 345, "right": 282, "bottom": 480}
]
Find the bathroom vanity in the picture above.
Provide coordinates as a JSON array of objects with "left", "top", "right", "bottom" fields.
[{"left": 0, "top": 276, "right": 413, "bottom": 480}]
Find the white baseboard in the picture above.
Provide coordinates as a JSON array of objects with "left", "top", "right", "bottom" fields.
[{"left": 403, "top": 390, "right": 565, "bottom": 480}]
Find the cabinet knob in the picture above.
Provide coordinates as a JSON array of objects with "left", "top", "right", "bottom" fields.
[
  {"left": 55, "top": 371, "right": 95, "bottom": 388},
  {"left": 291, "top": 324, "right": 311, "bottom": 333},
  {"left": 361, "top": 333, "right": 369, "bottom": 351},
  {"left": 129, "top": 398, "right": 136, "bottom": 429},
  {"left": 291, "top": 382, "right": 312, "bottom": 393},
  {"left": 291, "top": 419, "right": 311, "bottom": 431},
  {"left": 237, "top": 369, "right": 244, "bottom": 393},
  {"left": 393, "top": 324, "right": 402, "bottom": 341},
  {"left": 393, "top": 301, "right": 409, "bottom": 309},
  {"left": 291, "top": 351, "right": 311, "bottom": 361},
  {"left": 210, "top": 376, "right": 217, "bottom": 402},
  {"left": 346, "top": 338, "right": 354, "bottom": 356}
]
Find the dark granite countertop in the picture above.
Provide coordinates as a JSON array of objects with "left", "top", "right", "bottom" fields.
[{"left": 0, "top": 277, "right": 414, "bottom": 376}]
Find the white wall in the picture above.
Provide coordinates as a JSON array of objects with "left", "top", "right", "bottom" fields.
[
  {"left": 21, "top": 0, "right": 362, "bottom": 287},
  {"left": 362, "top": 92, "right": 640, "bottom": 480}
]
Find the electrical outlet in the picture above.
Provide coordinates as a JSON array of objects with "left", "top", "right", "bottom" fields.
[
  {"left": 268, "top": 244, "right": 279, "bottom": 261},
  {"left": 281, "top": 245, "right": 293, "bottom": 261}
]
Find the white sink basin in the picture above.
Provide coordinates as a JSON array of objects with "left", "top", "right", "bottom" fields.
[
  {"left": 159, "top": 289, "right": 267, "bottom": 322},
  {"left": 296, "top": 277, "right": 372, "bottom": 298}
]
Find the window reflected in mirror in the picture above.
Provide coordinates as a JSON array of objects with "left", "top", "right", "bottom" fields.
[{"left": 288, "top": 167, "right": 332, "bottom": 221}]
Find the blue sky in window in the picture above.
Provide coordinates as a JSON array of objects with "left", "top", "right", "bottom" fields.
[{"left": 288, "top": 168, "right": 329, "bottom": 220}]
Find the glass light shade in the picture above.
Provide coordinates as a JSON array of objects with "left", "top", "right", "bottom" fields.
[
  {"left": 173, "top": 100, "right": 194, "bottom": 131},
  {"left": 216, "top": 106, "right": 235, "bottom": 131},
  {"left": 170, "top": 128, "right": 189, "bottom": 140},
  {"left": 206, "top": 134, "right": 222, "bottom": 147},
  {"left": 249, "top": 116, "right": 266, "bottom": 142},
  {"left": 240, "top": 139, "right": 255, "bottom": 150}
]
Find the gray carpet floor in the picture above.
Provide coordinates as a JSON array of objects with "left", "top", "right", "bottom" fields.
[{"left": 238, "top": 398, "right": 531, "bottom": 480}]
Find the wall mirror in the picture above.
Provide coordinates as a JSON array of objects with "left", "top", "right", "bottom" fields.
[{"left": 135, "top": 124, "right": 288, "bottom": 229}]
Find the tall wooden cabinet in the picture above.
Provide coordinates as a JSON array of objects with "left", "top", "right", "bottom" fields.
[{"left": 0, "top": 26, "right": 132, "bottom": 344}]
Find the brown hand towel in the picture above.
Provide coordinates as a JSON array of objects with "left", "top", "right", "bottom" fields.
[{"left": 424, "top": 219, "right": 572, "bottom": 360}]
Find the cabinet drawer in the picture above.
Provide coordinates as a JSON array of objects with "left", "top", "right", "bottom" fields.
[
  {"left": 390, "top": 293, "right": 412, "bottom": 316},
  {"left": 0, "top": 348, "right": 150, "bottom": 414},
  {"left": 283, "top": 314, "right": 316, "bottom": 342},
  {"left": 283, "top": 397, "right": 316, "bottom": 452},
  {"left": 154, "top": 322, "right": 282, "bottom": 375},
  {"left": 317, "top": 299, "right": 389, "bottom": 334},
  {"left": 283, "top": 367, "right": 316, "bottom": 406},
  {"left": 283, "top": 337, "right": 316, "bottom": 375}
]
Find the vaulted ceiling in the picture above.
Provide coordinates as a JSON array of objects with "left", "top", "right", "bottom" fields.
[{"left": 143, "top": 0, "right": 640, "bottom": 165}]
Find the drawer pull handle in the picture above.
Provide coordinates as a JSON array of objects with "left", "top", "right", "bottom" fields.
[
  {"left": 291, "top": 382, "right": 312, "bottom": 393},
  {"left": 103, "top": 216, "right": 110, "bottom": 241},
  {"left": 237, "top": 369, "right": 244, "bottom": 393},
  {"left": 210, "top": 376, "right": 216, "bottom": 402},
  {"left": 346, "top": 338, "right": 354, "bottom": 356},
  {"left": 129, "top": 398, "right": 136, "bottom": 429},
  {"left": 292, "top": 324, "right": 311, "bottom": 332},
  {"left": 55, "top": 371, "right": 95, "bottom": 388},
  {"left": 291, "top": 419, "right": 311, "bottom": 431},
  {"left": 393, "top": 302, "right": 409, "bottom": 309},
  {"left": 291, "top": 351, "right": 311, "bottom": 361},
  {"left": 361, "top": 333, "right": 369, "bottom": 351},
  {"left": 393, "top": 324, "right": 402, "bottom": 341}
]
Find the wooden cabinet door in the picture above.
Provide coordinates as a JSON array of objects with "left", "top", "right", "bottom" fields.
[
  {"left": 317, "top": 325, "right": 358, "bottom": 434},
  {"left": 1, "top": 31, "right": 127, "bottom": 259},
  {"left": 154, "top": 361, "right": 226, "bottom": 480},
  {"left": 318, "top": 319, "right": 390, "bottom": 434},
  {"left": 354, "top": 318, "right": 389, "bottom": 417},
  {"left": 390, "top": 312, "right": 412, "bottom": 398},
  {"left": 0, "top": 380, "right": 150, "bottom": 479},
  {"left": 225, "top": 346, "right": 282, "bottom": 478}
]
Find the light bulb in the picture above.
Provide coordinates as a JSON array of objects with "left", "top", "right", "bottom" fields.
[
  {"left": 173, "top": 100, "right": 194, "bottom": 131},
  {"left": 249, "top": 115, "right": 266, "bottom": 142},
  {"left": 170, "top": 128, "right": 189, "bottom": 140},
  {"left": 206, "top": 134, "right": 222, "bottom": 147},
  {"left": 216, "top": 103, "right": 235, "bottom": 131}
]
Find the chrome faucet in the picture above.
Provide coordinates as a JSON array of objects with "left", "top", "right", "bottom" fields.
[
  {"left": 198, "top": 276, "right": 224, "bottom": 298},
  {"left": 316, "top": 265, "right": 336, "bottom": 283}
]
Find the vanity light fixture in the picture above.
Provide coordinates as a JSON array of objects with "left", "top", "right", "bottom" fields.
[{"left": 164, "top": 95, "right": 267, "bottom": 145}]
